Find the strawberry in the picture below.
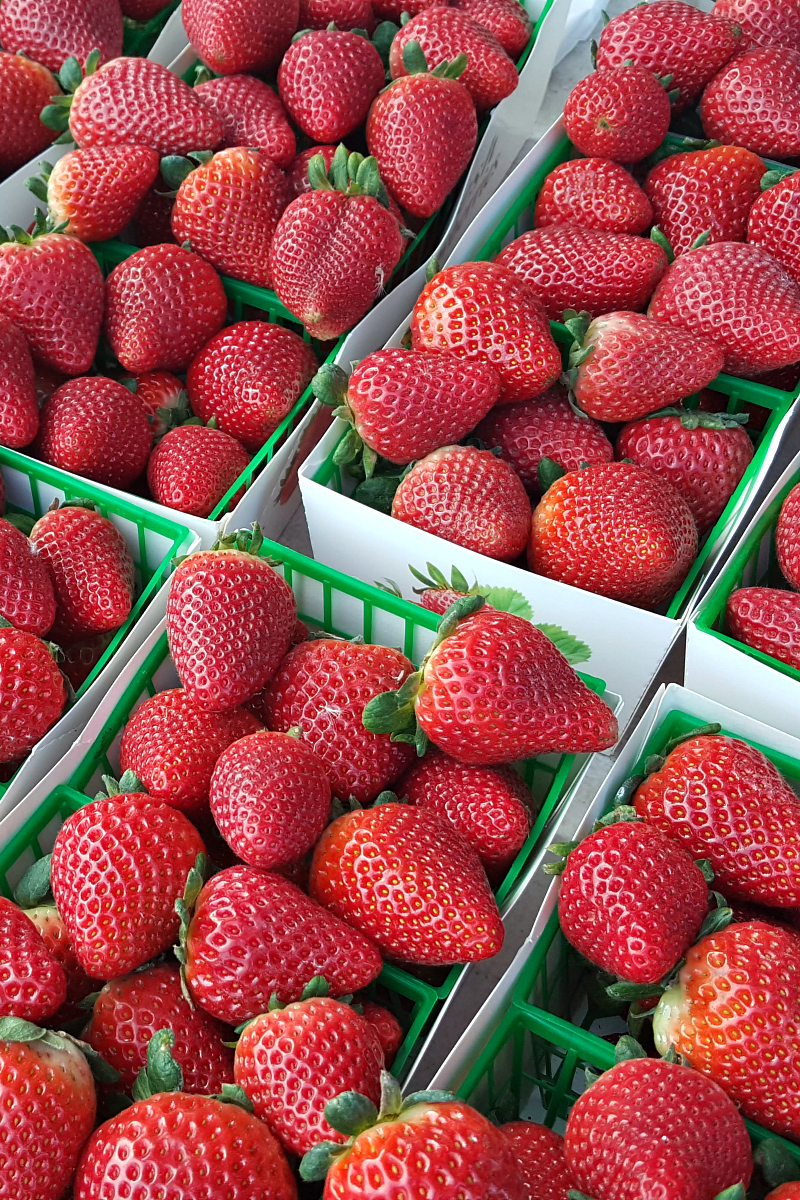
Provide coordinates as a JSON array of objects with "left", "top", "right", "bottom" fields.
[
  {"left": 633, "top": 731, "right": 800, "bottom": 906},
  {"left": 495, "top": 225, "right": 668, "bottom": 321},
  {"left": 271, "top": 148, "right": 405, "bottom": 341},
  {"left": 454, "top": 0, "right": 532, "bottom": 59},
  {"left": 0, "top": 624, "right": 67, "bottom": 763},
  {"left": 769, "top": 1189, "right": 800, "bottom": 1200},
  {"left": 299, "top": 0, "right": 376, "bottom": 31},
  {"left": 187, "top": 320, "right": 318, "bottom": 451},
  {"left": 654, "top": 921, "right": 800, "bottom": 1138},
  {"left": 234, "top": 991, "right": 385, "bottom": 1155},
  {"left": 0, "top": 517, "right": 55, "bottom": 638},
  {"left": 714, "top": 0, "right": 800, "bottom": 52},
  {"left": 0, "top": 225, "right": 104, "bottom": 377},
  {"left": 288, "top": 144, "right": 337, "bottom": 196},
  {"left": 36, "top": 377, "right": 152, "bottom": 489},
  {"left": 0, "top": 316, "right": 38, "bottom": 449},
  {"left": 58, "top": 631, "right": 112, "bottom": 692},
  {"left": 259, "top": 637, "right": 416, "bottom": 802},
  {"left": 366, "top": 47, "right": 478, "bottom": 219},
  {"left": 363, "top": 597, "right": 618, "bottom": 763},
  {"left": 121, "top": 0, "right": 169, "bottom": 14},
  {"left": 122, "top": 369, "right": 187, "bottom": 439},
  {"left": 391, "top": 445, "right": 532, "bottom": 561},
  {"left": 701, "top": 47, "right": 800, "bottom": 159},
  {"left": 373, "top": 0, "right": 447, "bottom": 16},
  {"left": 0, "top": 896, "right": 66, "bottom": 1021},
  {"left": 645, "top": 145, "right": 767, "bottom": 257},
  {"left": 563, "top": 65, "right": 672, "bottom": 165},
  {"left": 500, "top": 1122, "right": 575, "bottom": 1200},
  {"left": 0, "top": 0, "right": 122, "bottom": 74},
  {"left": 357, "top": 1000, "right": 403, "bottom": 1066},
  {"left": 27, "top": 144, "right": 159, "bottom": 244},
  {"left": 0, "top": 51, "right": 59, "bottom": 177},
  {"left": 193, "top": 73, "right": 296, "bottom": 170},
  {"left": 411, "top": 262, "right": 562, "bottom": 401},
  {"left": 529, "top": 462, "right": 698, "bottom": 608},
  {"left": 748, "top": 171, "right": 800, "bottom": 285},
  {"left": 398, "top": 749, "right": 535, "bottom": 882},
  {"left": 82, "top": 963, "right": 235, "bottom": 1094},
  {"left": 133, "top": 176, "right": 178, "bottom": 247},
  {"left": 169, "top": 148, "right": 291, "bottom": 291},
  {"left": 147, "top": 424, "right": 251, "bottom": 518},
  {"left": 726, "top": 586, "right": 800, "bottom": 670},
  {"left": 596, "top": 0, "right": 743, "bottom": 113},
  {"left": 279, "top": 28, "right": 385, "bottom": 143},
  {"left": 534, "top": 157, "right": 653, "bottom": 236},
  {"left": 617, "top": 409, "right": 754, "bottom": 535},
  {"left": 565, "top": 310, "right": 725, "bottom": 423},
  {"left": 210, "top": 730, "right": 331, "bottom": 870},
  {"left": 183, "top": 0, "right": 300, "bottom": 75},
  {"left": 180, "top": 865, "right": 383, "bottom": 1021},
  {"left": 104, "top": 243, "right": 228, "bottom": 374},
  {"left": 565, "top": 1053, "right": 752, "bottom": 1200},
  {"left": 22, "top": 904, "right": 96, "bottom": 1018},
  {"left": 51, "top": 787, "right": 206, "bottom": 979},
  {"left": 390, "top": 9, "right": 518, "bottom": 112},
  {"left": 777, "top": 481, "right": 800, "bottom": 589},
  {"left": 118, "top": 688, "right": 260, "bottom": 818}
]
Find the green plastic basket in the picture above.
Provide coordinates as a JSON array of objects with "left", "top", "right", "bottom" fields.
[{"left": 121, "top": 0, "right": 180, "bottom": 57}]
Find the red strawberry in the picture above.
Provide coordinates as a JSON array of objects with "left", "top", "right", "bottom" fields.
[
  {"left": 495, "top": 225, "right": 668, "bottom": 321},
  {"left": 235, "top": 993, "right": 384, "bottom": 1155},
  {"left": 777, "top": 481, "right": 800, "bottom": 589},
  {"left": 715, "top": 0, "right": 800, "bottom": 52},
  {"left": 412, "top": 262, "right": 562, "bottom": 401},
  {"left": 357, "top": 1000, "right": 403, "bottom": 1066},
  {"left": 187, "top": 320, "right": 318, "bottom": 451},
  {"left": 23, "top": 904, "right": 96, "bottom": 1017},
  {"left": 0, "top": 625, "right": 67, "bottom": 763},
  {"left": 181, "top": 865, "right": 382, "bottom": 1021},
  {"left": 299, "top": 0, "right": 376, "bottom": 31},
  {"left": 364, "top": 598, "right": 618, "bottom": 763},
  {"left": 0, "top": 896, "right": 66, "bottom": 1021},
  {"left": 210, "top": 730, "right": 331, "bottom": 870},
  {"left": 29, "top": 144, "right": 159, "bottom": 244},
  {"left": 58, "top": 631, "right": 112, "bottom": 692},
  {"left": 123, "top": 369, "right": 187, "bottom": 439},
  {"left": 51, "top": 789, "right": 206, "bottom": 979},
  {"left": 83, "top": 963, "right": 234, "bottom": 1093},
  {"left": 132, "top": 176, "right": 178, "bottom": 247},
  {"left": 121, "top": 0, "right": 169, "bottom": 14},
  {"left": 193, "top": 73, "right": 296, "bottom": 169},
  {"left": 534, "top": 157, "right": 653, "bottom": 236},
  {"left": 748, "top": 171, "right": 800, "bottom": 285},
  {"left": 566, "top": 310, "right": 725, "bottom": 423},
  {"left": 183, "top": 0, "right": 300, "bottom": 75},
  {"left": 617, "top": 409, "right": 754, "bottom": 535},
  {"left": 279, "top": 29, "right": 385, "bottom": 143},
  {"left": 454, "top": 0, "right": 532, "bottom": 59},
  {"left": 147, "top": 424, "right": 251, "bottom": 518},
  {"left": 500, "top": 1122, "right": 575, "bottom": 1200},
  {"left": 563, "top": 65, "right": 672, "bottom": 164},
  {"left": 288, "top": 144, "right": 337, "bottom": 196},
  {"left": 654, "top": 921, "right": 800, "bottom": 1138},
  {"left": 366, "top": 49, "right": 478, "bottom": 219},
  {"left": 373, "top": 0, "right": 447, "bottom": 16},
  {"left": 390, "top": 9, "right": 518, "bottom": 112},
  {"left": 118, "top": 688, "right": 261, "bottom": 818},
  {"left": 0, "top": 315, "right": 38, "bottom": 449},
  {"left": 769, "top": 1188, "right": 800, "bottom": 1200},
  {"left": 170, "top": 148, "right": 291, "bottom": 291},
  {"left": 0, "top": 227, "right": 104, "bottom": 376},
  {"left": 0, "top": 0, "right": 122, "bottom": 73},
  {"left": 0, "top": 517, "right": 55, "bottom": 637},
  {"left": 726, "top": 586, "right": 800, "bottom": 670},
  {"left": 596, "top": 0, "right": 743, "bottom": 112},
  {"left": 259, "top": 638, "right": 416, "bottom": 802},
  {"left": 36, "top": 377, "right": 152, "bottom": 489},
  {"left": 701, "top": 47, "right": 800, "bottom": 159},
  {"left": 645, "top": 145, "right": 766, "bottom": 257},
  {"left": 0, "top": 51, "right": 59, "bottom": 177},
  {"left": 391, "top": 445, "right": 531, "bottom": 561},
  {"left": 104, "top": 244, "right": 227, "bottom": 374},
  {"left": 529, "top": 462, "right": 698, "bottom": 608}
]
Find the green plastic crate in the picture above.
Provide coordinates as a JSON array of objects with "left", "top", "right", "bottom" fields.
[{"left": 121, "top": 0, "right": 181, "bottom": 57}]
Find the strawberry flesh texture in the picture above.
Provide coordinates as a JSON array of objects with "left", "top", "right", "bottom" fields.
[
  {"left": 47, "top": 144, "right": 160, "bottom": 244},
  {"left": 288, "top": 144, "right": 337, "bottom": 196},
  {"left": 129, "top": 369, "right": 185, "bottom": 440},
  {"left": 0, "top": 626, "right": 67, "bottom": 762},
  {"left": 455, "top": 0, "right": 532, "bottom": 59},
  {"left": 0, "top": 895, "right": 67, "bottom": 1021},
  {"left": 0, "top": 52, "right": 58, "bottom": 176},
  {"left": 701, "top": 47, "right": 800, "bottom": 159},
  {"left": 563, "top": 65, "right": 671, "bottom": 164},
  {"left": 748, "top": 171, "right": 800, "bottom": 286},
  {"left": 183, "top": 0, "right": 300, "bottom": 75},
  {"left": 778, "top": 482, "right": 800, "bottom": 589},
  {"left": 279, "top": 29, "right": 385, "bottom": 143},
  {"left": 300, "top": 0, "right": 375, "bottom": 29},
  {"left": 714, "top": 0, "right": 800, "bottom": 52},
  {"left": 147, "top": 424, "right": 251, "bottom": 518},
  {"left": 726, "top": 586, "right": 800, "bottom": 671},
  {"left": 0, "top": 516, "right": 55, "bottom": 636},
  {"left": 36, "top": 377, "right": 152, "bottom": 491},
  {"left": 769, "top": 1187, "right": 800, "bottom": 1200},
  {"left": 194, "top": 74, "right": 296, "bottom": 169},
  {"left": 500, "top": 1122, "right": 576, "bottom": 1200},
  {"left": 358, "top": 999, "right": 403, "bottom": 1065},
  {"left": 24, "top": 904, "right": 96, "bottom": 1020},
  {"left": 535, "top": 157, "right": 653, "bottom": 236},
  {"left": 121, "top": 0, "right": 170, "bottom": 16},
  {"left": 0, "top": 0, "right": 122, "bottom": 73},
  {"left": 373, "top": 0, "right": 447, "bottom": 16}
]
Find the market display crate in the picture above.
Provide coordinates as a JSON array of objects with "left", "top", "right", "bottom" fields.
[{"left": 122, "top": 0, "right": 181, "bottom": 57}]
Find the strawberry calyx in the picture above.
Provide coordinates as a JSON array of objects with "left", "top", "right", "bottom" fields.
[
  {"left": 173, "top": 852, "right": 209, "bottom": 1006},
  {"left": 642, "top": 405, "right": 749, "bottom": 432},
  {"left": 399, "top": 40, "right": 467, "bottom": 82},
  {"left": 94, "top": 769, "right": 147, "bottom": 802},
  {"left": 209, "top": 522, "right": 269, "bottom": 559},
  {"left": 40, "top": 50, "right": 101, "bottom": 140},
  {"left": 2, "top": 511, "right": 35, "bottom": 535},
  {"left": 306, "top": 144, "right": 399, "bottom": 222},
  {"left": 119, "top": 377, "right": 192, "bottom": 438},
  {"left": 760, "top": 169, "right": 792, "bottom": 193},
  {"left": 0, "top": 1016, "right": 121, "bottom": 1083},
  {"left": 650, "top": 225, "right": 710, "bottom": 264},
  {"left": 132, "top": 1028, "right": 253, "bottom": 1110},
  {"left": 158, "top": 151, "right": 215, "bottom": 198},
  {"left": 0, "top": 208, "right": 69, "bottom": 246},
  {"left": 642, "top": 136, "right": 720, "bottom": 172},
  {"left": 754, "top": 1138, "right": 800, "bottom": 1190},
  {"left": 13, "top": 854, "right": 54, "bottom": 908},
  {"left": 24, "top": 160, "right": 55, "bottom": 207}
]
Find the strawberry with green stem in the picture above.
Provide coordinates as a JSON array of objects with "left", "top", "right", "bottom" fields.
[
  {"left": 748, "top": 169, "right": 800, "bottom": 286},
  {"left": 121, "top": 370, "right": 188, "bottom": 441}
]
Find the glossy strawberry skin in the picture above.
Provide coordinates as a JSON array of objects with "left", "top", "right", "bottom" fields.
[
  {"left": 419, "top": 586, "right": 469, "bottom": 615},
  {"left": 358, "top": 1000, "right": 403, "bottom": 1066},
  {"left": 279, "top": 29, "right": 385, "bottom": 143},
  {"left": 299, "top": 0, "right": 375, "bottom": 30},
  {"left": 127, "top": 369, "right": 185, "bottom": 440},
  {"left": 194, "top": 74, "right": 296, "bottom": 169},
  {"left": 726, "top": 586, "right": 800, "bottom": 670},
  {"left": 183, "top": 0, "right": 299, "bottom": 75},
  {"left": 0, "top": 517, "right": 55, "bottom": 637},
  {"left": 184, "top": 866, "right": 383, "bottom": 1022},
  {"left": 748, "top": 172, "right": 800, "bottom": 285},
  {"left": 23, "top": 904, "right": 96, "bottom": 1018},
  {"left": 715, "top": 0, "right": 800, "bottom": 52},
  {"left": 147, "top": 425, "right": 251, "bottom": 518},
  {"left": 702, "top": 47, "right": 800, "bottom": 158},
  {"left": 500, "top": 1122, "right": 575, "bottom": 1200},
  {"left": 777, "top": 482, "right": 800, "bottom": 589},
  {"left": 455, "top": 0, "right": 532, "bottom": 58},
  {"left": 0, "top": 896, "right": 67, "bottom": 1021},
  {"left": 0, "top": 0, "right": 122, "bottom": 73},
  {"left": 288, "top": 144, "right": 337, "bottom": 196},
  {"left": 0, "top": 52, "right": 58, "bottom": 176},
  {"left": 534, "top": 157, "right": 653, "bottom": 235},
  {"left": 564, "top": 66, "right": 671, "bottom": 164},
  {"left": 0, "top": 626, "right": 67, "bottom": 763},
  {"left": 46, "top": 145, "right": 160, "bottom": 244},
  {"left": 36, "top": 377, "right": 152, "bottom": 490},
  {"left": 495, "top": 225, "right": 668, "bottom": 321}
]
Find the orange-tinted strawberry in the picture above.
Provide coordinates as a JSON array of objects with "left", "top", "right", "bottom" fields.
[
  {"left": 147, "top": 424, "right": 251, "bottom": 518},
  {"left": 0, "top": 315, "right": 38, "bottom": 449},
  {"left": 28, "top": 144, "right": 160, "bottom": 244},
  {"left": 701, "top": 47, "right": 800, "bottom": 158},
  {"left": 726, "top": 586, "right": 800, "bottom": 671},
  {"left": 715, "top": 0, "right": 800, "bottom": 52},
  {"left": 183, "top": 0, "right": 299, "bottom": 75},
  {"left": 0, "top": 0, "right": 122, "bottom": 73},
  {"left": 535, "top": 157, "right": 653, "bottom": 236},
  {"left": 390, "top": 9, "right": 518, "bottom": 112},
  {"left": 564, "top": 65, "right": 671, "bottom": 164},
  {"left": 500, "top": 1122, "right": 575, "bottom": 1200},
  {"left": 777, "top": 481, "right": 800, "bottom": 589},
  {"left": 279, "top": 28, "right": 385, "bottom": 143},
  {"left": 288, "top": 144, "right": 337, "bottom": 196},
  {"left": 193, "top": 73, "right": 296, "bottom": 169},
  {"left": 0, "top": 51, "right": 59, "bottom": 176},
  {"left": 36, "top": 376, "right": 152, "bottom": 489},
  {"left": 748, "top": 171, "right": 800, "bottom": 285},
  {"left": 299, "top": 0, "right": 375, "bottom": 31},
  {"left": 0, "top": 626, "right": 67, "bottom": 763},
  {"left": 0, "top": 896, "right": 67, "bottom": 1021},
  {"left": 455, "top": 0, "right": 532, "bottom": 59},
  {"left": 0, "top": 517, "right": 55, "bottom": 637},
  {"left": 123, "top": 369, "right": 187, "bottom": 440}
]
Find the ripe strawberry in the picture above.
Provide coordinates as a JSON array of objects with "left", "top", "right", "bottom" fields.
[
  {"left": 726, "top": 586, "right": 800, "bottom": 670},
  {"left": 0, "top": 625, "right": 67, "bottom": 763},
  {"left": 28, "top": 144, "right": 159, "bottom": 244},
  {"left": 57, "top": 631, "right": 112, "bottom": 692},
  {"left": 83, "top": 963, "right": 234, "bottom": 1093},
  {"left": 454, "top": 0, "right": 532, "bottom": 59},
  {"left": 715, "top": 0, "right": 800, "bottom": 52},
  {"left": 596, "top": 0, "right": 743, "bottom": 112},
  {"left": 0, "top": 517, "right": 55, "bottom": 638},
  {"left": 618, "top": 409, "right": 754, "bottom": 535},
  {"left": 645, "top": 145, "right": 766, "bottom": 257},
  {"left": 366, "top": 48, "right": 478, "bottom": 219},
  {"left": 187, "top": 320, "right": 318, "bottom": 451},
  {"left": 288, "top": 144, "right": 337, "bottom": 196},
  {"left": 170, "top": 148, "right": 291, "bottom": 291},
  {"left": 119, "top": 688, "right": 260, "bottom": 818},
  {"left": 279, "top": 29, "right": 385, "bottom": 143},
  {"left": 299, "top": 0, "right": 376, "bottom": 31},
  {"left": 23, "top": 904, "right": 96, "bottom": 1018},
  {"left": 529, "top": 462, "right": 698, "bottom": 608},
  {"left": 193, "top": 73, "right": 296, "bottom": 169},
  {"left": 390, "top": 9, "right": 518, "bottom": 112},
  {"left": 0, "top": 0, "right": 122, "bottom": 73},
  {"left": 0, "top": 896, "right": 66, "bottom": 1021},
  {"left": 133, "top": 176, "right": 178, "bottom": 247},
  {"left": 412, "top": 262, "right": 561, "bottom": 401},
  {"left": 748, "top": 172, "right": 800, "bottom": 285},
  {"left": 777, "top": 481, "right": 800, "bottom": 589},
  {"left": 0, "top": 51, "right": 59, "bottom": 177},
  {"left": 183, "top": 0, "right": 300, "bottom": 75},
  {"left": 104, "top": 244, "right": 228, "bottom": 373},
  {"left": 701, "top": 47, "right": 800, "bottom": 159},
  {"left": 768, "top": 1188, "right": 800, "bottom": 1200},
  {"left": 634, "top": 732, "right": 800, "bottom": 905},
  {"left": 357, "top": 1000, "right": 403, "bottom": 1066},
  {"left": 121, "top": 0, "right": 169, "bottom": 15},
  {"left": 563, "top": 65, "right": 672, "bottom": 164},
  {"left": 182, "top": 865, "right": 383, "bottom": 1021},
  {"left": 534, "top": 157, "right": 652, "bottom": 236},
  {"left": 235, "top": 994, "right": 384, "bottom": 1155},
  {"left": 500, "top": 1122, "right": 575, "bottom": 1200},
  {"left": 147, "top": 424, "right": 251, "bottom": 518},
  {"left": 36, "top": 377, "right": 152, "bottom": 489},
  {"left": 565, "top": 1055, "right": 752, "bottom": 1200},
  {"left": 495, "top": 225, "right": 668, "bottom": 321},
  {"left": 51, "top": 790, "right": 206, "bottom": 979},
  {"left": 0, "top": 227, "right": 104, "bottom": 376},
  {"left": 566, "top": 310, "right": 725, "bottom": 423},
  {"left": 373, "top": 0, "right": 447, "bottom": 16},
  {"left": 122, "top": 369, "right": 187, "bottom": 439},
  {"left": 0, "top": 316, "right": 38, "bottom": 449}
]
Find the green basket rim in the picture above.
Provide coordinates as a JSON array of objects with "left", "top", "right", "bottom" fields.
[{"left": 121, "top": 0, "right": 180, "bottom": 55}]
